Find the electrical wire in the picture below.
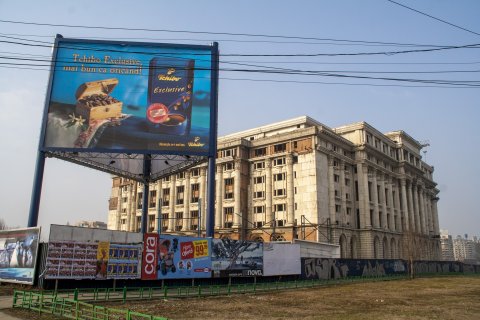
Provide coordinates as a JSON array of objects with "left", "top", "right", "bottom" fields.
[
  {"left": 0, "top": 19, "right": 457, "bottom": 47},
  {"left": 386, "top": 0, "right": 480, "bottom": 37},
  {"left": 1, "top": 35, "right": 480, "bottom": 59}
]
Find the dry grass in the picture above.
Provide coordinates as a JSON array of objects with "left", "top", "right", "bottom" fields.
[{"left": 4, "top": 276, "right": 480, "bottom": 320}]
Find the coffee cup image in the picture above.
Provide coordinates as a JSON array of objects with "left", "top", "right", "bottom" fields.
[{"left": 146, "top": 102, "right": 188, "bottom": 135}]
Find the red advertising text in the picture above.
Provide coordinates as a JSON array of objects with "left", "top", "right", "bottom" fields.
[
  {"left": 180, "top": 242, "right": 194, "bottom": 260},
  {"left": 142, "top": 233, "right": 158, "bottom": 280}
]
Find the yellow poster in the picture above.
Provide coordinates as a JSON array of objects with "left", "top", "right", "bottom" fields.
[
  {"left": 96, "top": 241, "right": 110, "bottom": 279},
  {"left": 193, "top": 240, "right": 209, "bottom": 258}
]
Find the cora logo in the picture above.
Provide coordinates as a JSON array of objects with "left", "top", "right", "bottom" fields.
[{"left": 142, "top": 233, "right": 158, "bottom": 280}]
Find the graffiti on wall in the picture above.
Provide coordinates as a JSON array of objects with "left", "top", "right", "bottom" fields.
[{"left": 301, "top": 258, "right": 477, "bottom": 280}]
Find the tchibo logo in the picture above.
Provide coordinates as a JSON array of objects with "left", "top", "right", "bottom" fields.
[{"left": 142, "top": 233, "right": 158, "bottom": 280}]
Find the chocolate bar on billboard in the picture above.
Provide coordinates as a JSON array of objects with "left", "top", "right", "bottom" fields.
[{"left": 147, "top": 57, "right": 194, "bottom": 135}]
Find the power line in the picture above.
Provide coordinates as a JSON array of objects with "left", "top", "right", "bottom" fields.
[
  {"left": 0, "top": 18, "right": 465, "bottom": 48},
  {"left": 0, "top": 60, "right": 478, "bottom": 88},
  {"left": 0, "top": 32, "right": 444, "bottom": 48},
  {"left": 386, "top": 0, "right": 480, "bottom": 36},
  {"left": 0, "top": 64, "right": 477, "bottom": 89},
  {"left": 2, "top": 54, "right": 479, "bottom": 74},
  {"left": 1, "top": 36, "right": 480, "bottom": 58}
]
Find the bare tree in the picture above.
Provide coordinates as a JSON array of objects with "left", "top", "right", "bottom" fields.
[
  {"left": 0, "top": 218, "right": 7, "bottom": 230},
  {"left": 403, "top": 229, "right": 421, "bottom": 279}
]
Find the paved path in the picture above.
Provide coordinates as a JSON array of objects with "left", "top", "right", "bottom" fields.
[{"left": 0, "top": 295, "right": 25, "bottom": 320}]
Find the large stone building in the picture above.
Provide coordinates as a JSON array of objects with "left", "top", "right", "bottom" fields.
[{"left": 107, "top": 116, "right": 441, "bottom": 260}]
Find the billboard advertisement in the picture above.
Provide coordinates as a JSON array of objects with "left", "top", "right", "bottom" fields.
[
  {"left": 41, "top": 38, "right": 217, "bottom": 156},
  {"left": 211, "top": 239, "right": 263, "bottom": 277},
  {"left": 45, "top": 241, "right": 98, "bottom": 279},
  {"left": 0, "top": 228, "right": 40, "bottom": 284},
  {"left": 106, "top": 243, "right": 141, "bottom": 279},
  {"left": 141, "top": 234, "right": 211, "bottom": 280},
  {"left": 45, "top": 241, "right": 142, "bottom": 280}
]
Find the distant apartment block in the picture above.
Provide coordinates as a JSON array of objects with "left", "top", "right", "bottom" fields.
[
  {"left": 75, "top": 220, "right": 107, "bottom": 229},
  {"left": 440, "top": 229, "right": 455, "bottom": 261},
  {"left": 107, "top": 116, "right": 441, "bottom": 260}
]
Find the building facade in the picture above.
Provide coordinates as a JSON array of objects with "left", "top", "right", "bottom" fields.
[
  {"left": 453, "top": 234, "right": 479, "bottom": 262},
  {"left": 440, "top": 229, "right": 455, "bottom": 261},
  {"left": 107, "top": 116, "right": 441, "bottom": 260}
]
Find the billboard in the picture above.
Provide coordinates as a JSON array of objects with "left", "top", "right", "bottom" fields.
[
  {"left": 211, "top": 239, "right": 263, "bottom": 277},
  {"left": 41, "top": 38, "right": 217, "bottom": 156},
  {"left": 141, "top": 234, "right": 211, "bottom": 280},
  {"left": 0, "top": 228, "right": 40, "bottom": 284}
]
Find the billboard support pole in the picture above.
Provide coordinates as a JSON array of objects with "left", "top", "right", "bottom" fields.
[
  {"left": 28, "top": 151, "right": 46, "bottom": 227},
  {"left": 206, "top": 158, "right": 215, "bottom": 237},
  {"left": 206, "top": 42, "right": 219, "bottom": 238},
  {"left": 141, "top": 154, "right": 152, "bottom": 234}
]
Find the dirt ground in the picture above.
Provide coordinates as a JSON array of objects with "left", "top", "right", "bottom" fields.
[{"left": 4, "top": 276, "right": 480, "bottom": 320}]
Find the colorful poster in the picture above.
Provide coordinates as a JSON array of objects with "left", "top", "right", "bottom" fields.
[
  {"left": 45, "top": 241, "right": 98, "bottom": 279},
  {"left": 0, "top": 228, "right": 40, "bottom": 284},
  {"left": 153, "top": 235, "right": 211, "bottom": 279},
  {"left": 107, "top": 243, "right": 141, "bottom": 279},
  {"left": 211, "top": 239, "right": 263, "bottom": 277},
  {"left": 41, "top": 38, "right": 216, "bottom": 156},
  {"left": 96, "top": 242, "right": 110, "bottom": 279}
]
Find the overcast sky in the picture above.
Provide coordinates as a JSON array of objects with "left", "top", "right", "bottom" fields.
[{"left": 0, "top": 0, "right": 479, "bottom": 239}]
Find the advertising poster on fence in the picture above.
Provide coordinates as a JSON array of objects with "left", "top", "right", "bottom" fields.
[
  {"left": 0, "top": 228, "right": 40, "bottom": 284},
  {"left": 41, "top": 38, "right": 217, "bottom": 156},
  {"left": 46, "top": 241, "right": 142, "bottom": 280},
  {"left": 45, "top": 225, "right": 142, "bottom": 280},
  {"left": 107, "top": 243, "right": 141, "bottom": 279},
  {"left": 211, "top": 239, "right": 263, "bottom": 277},
  {"left": 142, "top": 234, "right": 211, "bottom": 280},
  {"left": 263, "top": 243, "right": 301, "bottom": 276},
  {"left": 45, "top": 241, "right": 98, "bottom": 279}
]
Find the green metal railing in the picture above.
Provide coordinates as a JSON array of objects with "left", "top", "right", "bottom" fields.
[{"left": 13, "top": 290, "right": 168, "bottom": 320}]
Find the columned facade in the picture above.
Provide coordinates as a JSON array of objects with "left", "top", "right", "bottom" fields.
[{"left": 107, "top": 116, "right": 441, "bottom": 260}]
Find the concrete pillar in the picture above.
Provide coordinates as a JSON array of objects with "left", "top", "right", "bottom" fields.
[
  {"left": 265, "top": 159, "right": 273, "bottom": 225},
  {"left": 432, "top": 197, "right": 440, "bottom": 235},
  {"left": 339, "top": 160, "right": 346, "bottom": 226},
  {"left": 215, "top": 164, "right": 223, "bottom": 229},
  {"left": 183, "top": 172, "right": 191, "bottom": 230},
  {"left": 419, "top": 188, "right": 427, "bottom": 235},
  {"left": 425, "top": 193, "right": 435, "bottom": 235},
  {"left": 168, "top": 175, "right": 176, "bottom": 232},
  {"left": 400, "top": 179, "right": 409, "bottom": 231},
  {"left": 328, "top": 157, "right": 336, "bottom": 224},
  {"left": 286, "top": 154, "right": 295, "bottom": 226},
  {"left": 407, "top": 181, "right": 415, "bottom": 232},
  {"left": 379, "top": 174, "right": 387, "bottom": 229},
  {"left": 393, "top": 180, "right": 401, "bottom": 232},
  {"left": 371, "top": 171, "right": 379, "bottom": 228},
  {"left": 387, "top": 177, "right": 395, "bottom": 231},
  {"left": 412, "top": 183, "right": 421, "bottom": 232},
  {"left": 233, "top": 160, "right": 242, "bottom": 228},
  {"left": 357, "top": 163, "right": 371, "bottom": 228}
]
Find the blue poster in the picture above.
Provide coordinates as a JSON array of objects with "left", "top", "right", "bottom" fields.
[
  {"left": 157, "top": 235, "right": 211, "bottom": 279},
  {"left": 0, "top": 228, "right": 40, "bottom": 284},
  {"left": 42, "top": 38, "right": 215, "bottom": 156}
]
